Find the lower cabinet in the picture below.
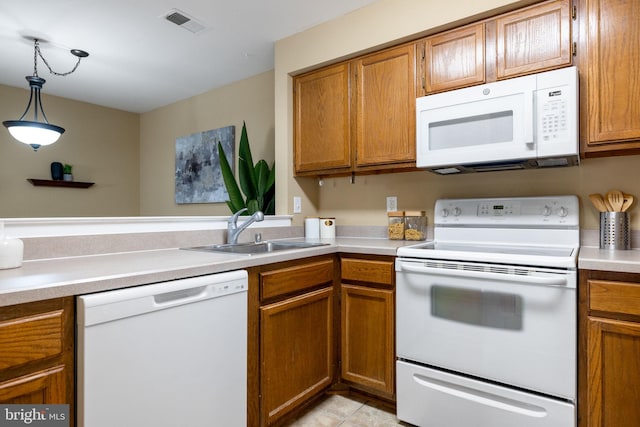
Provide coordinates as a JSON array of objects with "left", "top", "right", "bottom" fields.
[
  {"left": 340, "top": 255, "right": 395, "bottom": 399},
  {"left": 0, "top": 297, "right": 74, "bottom": 425},
  {"left": 579, "top": 270, "right": 640, "bottom": 427},
  {"left": 249, "top": 256, "right": 337, "bottom": 427}
]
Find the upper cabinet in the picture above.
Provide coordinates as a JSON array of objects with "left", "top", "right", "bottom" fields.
[
  {"left": 353, "top": 44, "right": 417, "bottom": 170},
  {"left": 418, "top": 23, "right": 485, "bottom": 95},
  {"left": 294, "top": 43, "right": 417, "bottom": 177},
  {"left": 494, "top": 0, "right": 572, "bottom": 79},
  {"left": 418, "top": 0, "right": 572, "bottom": 95},
  {"left": 578, "top": 0, "right": 640, "bottom": 156},
  {"left": 294, "top": 63, "right": 352, "bottom": 174}
]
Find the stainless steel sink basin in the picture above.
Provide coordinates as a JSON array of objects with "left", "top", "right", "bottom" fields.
[{"left": 182, "top": 240, "right": 329, "bottom": 255}]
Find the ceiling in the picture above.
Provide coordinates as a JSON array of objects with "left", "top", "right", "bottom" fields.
[{"left": 0, "top": 0, "right": 378, "bottom": 113}]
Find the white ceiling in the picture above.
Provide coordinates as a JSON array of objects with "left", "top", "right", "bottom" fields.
[{"left": 0, "top": 0, "right": 378, "bottom": 113}]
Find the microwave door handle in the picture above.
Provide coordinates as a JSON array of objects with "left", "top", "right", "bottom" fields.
[
  {"left": 398, "top": 262, "right": 568, "bottom": 287},
  {"left": 523, "top": 89, "right": 534, "bottom": 146}
]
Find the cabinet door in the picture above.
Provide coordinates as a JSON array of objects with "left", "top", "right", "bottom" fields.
[
  {"left": 587, "top": 317, "right": 640, "bottom": 427},
  {"left": 260, "top": 287, "right": 334, "bottom": 425},
  {"left": 495, "top": 0, "right": 572, "bottom": 79},
  {"left": 354, "top": 43, "right": 416, "bottom": 170},
  {"left": 341, "top": 284, "right": 394, "bottom": 397},
  {"left": 294, "top": 63, "right": 352, "bottom": 175},
  {"left": 421, "top": 23, "right": 485, "bottom": 94},
  {"left": 580, "top": 0, "right": 640, "bottom": 152},
  {"left": 0, "top": 366, "right": 66, "bottom": 403}
]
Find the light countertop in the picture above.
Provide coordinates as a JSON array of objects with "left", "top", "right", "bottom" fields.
[
  {"left": 0, "top": 237, "right": 409, "bottom": 307},
  {"left": 578, "top": 246, "right": 640, "bottom": 274},
  {"left": 4, "top": 237, "right": 640, "bottom": 308}
]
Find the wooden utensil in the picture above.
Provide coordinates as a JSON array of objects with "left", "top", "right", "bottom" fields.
[
  {"left": 622, "top": 193, "right": 635, "bottom": 212},
  {"left": 607, "top": 190, "right": 624, "bottom": 212},
  {"left": 589, "top": 193, "right": 608, "bottom": 212}
]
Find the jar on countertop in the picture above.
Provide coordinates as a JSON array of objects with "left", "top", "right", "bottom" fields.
[
  {"left": 387, "top": 211, "right": 405, "bottom": 240},
  {"left": 404, "top": 210, "right": 427, "bottom": 241}
]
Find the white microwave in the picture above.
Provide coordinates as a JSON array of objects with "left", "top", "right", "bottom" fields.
[{"left": 416, "top": 66, "right": 579, "bottom": 174}]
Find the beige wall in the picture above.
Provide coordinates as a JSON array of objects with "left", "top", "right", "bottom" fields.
[
  {"left": 274, "top": 0, "right": 640, "bottom": 231},
  {"left": 0, "top": 84, "right": 139, "bottom": 217},
  {"left": 139, "top": 70, "right": 275, "bottom": 216}
]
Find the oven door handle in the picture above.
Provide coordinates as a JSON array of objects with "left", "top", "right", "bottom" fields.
[
  {"left": 412, "top": 373, "right": 547, "bottom": 418},
  {"left": 398, "top": 262, "right": 569, "bottom": 287}
]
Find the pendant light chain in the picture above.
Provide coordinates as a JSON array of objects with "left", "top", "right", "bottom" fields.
[{"left": 34, "top": 39, "right": 83, "bottom": 77}]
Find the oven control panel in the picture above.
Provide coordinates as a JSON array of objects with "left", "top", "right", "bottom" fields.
[{"left": 435, "top": 196, "right": 579, "bottom": 226}]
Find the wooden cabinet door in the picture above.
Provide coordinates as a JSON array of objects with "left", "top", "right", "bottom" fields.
[
  {"left": 586, "top": 317, "right": 640, "bottom": 427},
  {"left": 353, "top": 43, "right": 416, "bottom": 170},
  {"left": 580, "top": 0, "right": 640, "bottom": 153},
  {"left": 495, "top": 0, "right": 572, "bottom": 79},
  {"left": 294, "top": 63, "right": 352, "bottom": 175},
  {"left": 421, "top": 23, "right": 485, "bottom": 94},
  {"left": 0, "top": 365, "right": 66, "bottom": 403},
  {"left": 260, "top": 287, "right": 334, "bottom": 426},
  {"left": 341, "top": 284, "right": 394, "bottom": 398}
]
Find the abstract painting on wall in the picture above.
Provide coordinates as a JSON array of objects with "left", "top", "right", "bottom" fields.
[{"left": 175, "top": 125, "right": 235, "bottom": 204}]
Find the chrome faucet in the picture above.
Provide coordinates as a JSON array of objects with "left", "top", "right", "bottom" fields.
[{"left": 227, "top": 208, "right": 265, "bottom": 245}]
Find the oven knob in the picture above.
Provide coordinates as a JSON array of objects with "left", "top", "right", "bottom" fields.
[
  {"left": 453, "top": 207, "right": 462, "bottom": 216},
  {"left": 558, "top": 207, "right": 568, "bottom": 217},
  {"left": 441, "top": 208, "right": 450, "bottom": 217},
  {"left": 543, "top": 205, "right": 552, "bottom": 216}
]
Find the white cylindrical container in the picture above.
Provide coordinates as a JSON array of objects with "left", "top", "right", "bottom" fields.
[
  {"left": 304, "top": 217, "right": 320, "bottom": 239},
  {"left": 0, "top": 221, "right": 24, "bottom": 269},
  {"left": 320, "top": 218, "right": 336, "bottom": 239}
]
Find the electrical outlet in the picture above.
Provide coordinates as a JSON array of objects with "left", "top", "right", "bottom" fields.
[
  {"left": 386, "top": 196, "right": 397, "bottom": 212},
  {"left": 293, "top": 196, "right": 302, "bottom": 213}
]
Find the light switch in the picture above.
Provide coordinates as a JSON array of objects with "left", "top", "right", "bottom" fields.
[{"left": 293, "top": 196, "right": 302, "bottom": 213}]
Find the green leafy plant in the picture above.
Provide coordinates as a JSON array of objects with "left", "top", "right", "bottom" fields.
[
  {"left": 63, "top": 164, "right": 72, "bottom": 174},
  {"left": 217, "top": 122, "right": 275, "bottom": 215}
]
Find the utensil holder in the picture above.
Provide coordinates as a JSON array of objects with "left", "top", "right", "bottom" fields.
[{"left": 600, "top": 212, "right": 631, "bottom": 250}]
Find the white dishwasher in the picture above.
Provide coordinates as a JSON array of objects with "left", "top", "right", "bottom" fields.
[{"left": 77, "top": 270, "right": 247, "bottom": 427}]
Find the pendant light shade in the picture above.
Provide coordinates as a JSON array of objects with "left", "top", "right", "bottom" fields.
[
  {"left": 3, "top": 76, "right": 65, "bottom": 151},
  {"left": 3, "top": 39, "right": 88, "bottom": 152}
]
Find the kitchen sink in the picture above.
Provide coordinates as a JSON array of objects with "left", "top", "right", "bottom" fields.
[{"left": 182, "top": 240, "right": 329, "bottom": 255}]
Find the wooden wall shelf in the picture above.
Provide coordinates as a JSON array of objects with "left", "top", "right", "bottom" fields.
[{"left": 27, "top": 179, "right": 94, "bottom": 188}]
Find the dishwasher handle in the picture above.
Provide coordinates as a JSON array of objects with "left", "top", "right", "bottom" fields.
[
  {"left": 398, "top": 261, "right": 570, "bottom": 287},
  {"left": 78, "top": 270, "right": 248, "bottom": 327}
]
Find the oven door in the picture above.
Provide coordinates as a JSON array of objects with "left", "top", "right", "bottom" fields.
[{"left": 396, "top": 258, "right": 576, "bottom": 400}]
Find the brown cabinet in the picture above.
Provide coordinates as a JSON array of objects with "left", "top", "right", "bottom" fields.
[
  {"left": 353, "top": 44, "right": 416, "bottom": 171},
  {"left": 577, "top": 0, "right": 640, "bottom": 156},
  {"left": 418, "top": 0, "right": 572, "bottom": 95},
  {"left": 419, "top": 23, "right": 486, "bottom": 95},
  {"left": 294, "top": 63, "right": 352, "bottom": 174},
  {"left": 0, "top": 297, "right": 74, "bottom": 424},
  {"left": 340, "top": 255, "right": 395, "bottom": 399},
  {"left": 249, "top": 256, "right": 337, "bottom": 426},
  {"left": 579, "top": 270, "right": 640, "bottom": 427},
  {"left": 294, "top": 43, "right": 417, "bottom": 176},
  {"left": 494, "top": 0, "right": 572, "bottom": 79}
]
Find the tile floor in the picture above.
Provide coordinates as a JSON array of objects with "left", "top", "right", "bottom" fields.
[{"left": 283, "top": 393, "right": 409, "bottom": 427}]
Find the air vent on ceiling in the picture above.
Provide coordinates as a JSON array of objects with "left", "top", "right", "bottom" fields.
[{"left": 164, "top": 9, "right": 206, "bottom": 34}]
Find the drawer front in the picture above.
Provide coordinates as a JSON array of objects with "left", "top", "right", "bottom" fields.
[
  {"left": 0, "top": 310, "right": 64, "bottom": 370},
  {"left": 341, "top": 258, "right": 394, "bottom": 286},
  {"left": 261, "top": 259, "right": 334, "bottom": 300},
  {"left": 589, "top": 279, "right": 640, "bottom": 317}
]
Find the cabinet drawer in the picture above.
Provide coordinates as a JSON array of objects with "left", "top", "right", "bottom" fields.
[
  {"left": 341, "top": 258, "right": 394, "bottom": 286},
  {"left": 261, "top": 259, "right": 334, "bottom": 300},
  {"left": 0, "top": 310, "right": 64, "bottom": 370},
  {"left": 589, "top": 279, "right": 640, "bottom": 317}
]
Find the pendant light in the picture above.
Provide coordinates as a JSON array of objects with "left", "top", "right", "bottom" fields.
[{"left": 3, "top": 38, "right": 89, "bottom": 151}]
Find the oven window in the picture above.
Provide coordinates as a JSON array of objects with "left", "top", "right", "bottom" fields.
[
  {"left": 429, "top": 110, "right": 514, "bottom": 150},
  {"left": 431, "top": 286, "right": 522, "bottom": 330}
]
